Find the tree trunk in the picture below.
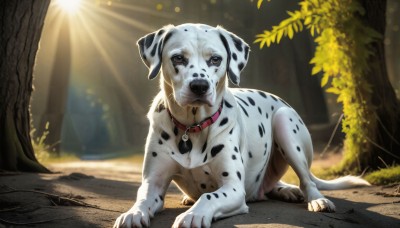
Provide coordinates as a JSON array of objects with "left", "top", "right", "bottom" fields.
[
  {"left": 339, "top": 0, "right": 400, "bottom": 173},
  {"left": 0, "top": 0, "right": 51, "bottom": 172}
]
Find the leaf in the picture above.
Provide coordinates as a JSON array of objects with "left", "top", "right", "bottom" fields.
[
  {"left": 311, "top": 65, "right": 322, "bottom": 75},
  {"left": 326, "top": 87, "right": 340, "bottom": 94},
  {"left": 288, "top": 25, "right": 294, "bottom": 39},
  {"left": 257, "top": 0, "right": 264, "bottom": 9},
  {"left": 320, "top": 74, "right": 329, "bottom": 87},
  {"left": 277, "top": 29, "right": 284, "bottom": 43}
]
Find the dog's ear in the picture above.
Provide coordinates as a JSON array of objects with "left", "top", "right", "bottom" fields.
[
  {"left": 217, "top": 26, "right": 250, "bottom": 85},
  {"left": 137, "top": 25, "right": 174, "bottom": 80}
]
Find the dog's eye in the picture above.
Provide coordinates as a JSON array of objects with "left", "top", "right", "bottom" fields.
[
  {"left": 209, "top": 56, "right": 222, "bottom": 65},
  {"left": 171, "top": 55, "right": 186, "bottom": 65}
]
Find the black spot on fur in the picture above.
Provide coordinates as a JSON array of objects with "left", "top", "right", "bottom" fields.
[
  {"left": 219, "top": 117, "right": 228, "bottom": 127},
  {"left": 256, "top": 174, "right": 260, "bottom": 182},
  {"left": 233, "top": 188, "right": 237, "bottom": 192},
  {"left": 297, "top": 146, "right": 301, "bottom": 152},
  {"left": 248, "top": 151, "right": 253, "bottom": 158},
  {"left": 155, "top": 198, "right": 158, "bottom": 203},
  {"left": 299, "top": 118, "right": 304, "bottom": 125},
  {"left": 171, "top": 151, "right": 175, "bottom": 155},
  {"left": 266, "top": 112, "right": 269, "bottom": 119},
  {"left": 261, "top": 123, "right": 266, "bottom": 134},
  {"left": 223, "top": 192, "right": 227, "bottom": 197},
  {"left": 174, "top": 126, "right": 178, "bottom": 136},
  {"left": 206, "top": 194, "right": 211, "bottom": 200},
  {"left": 224, "top": 100, "right": 233, "bottom": 108},
  {"left": 271, "top": 95, "right": 278, "bottom": 102},
  {"left": 232, "top": 154, "right": 237, "bottom": 160},
  {"left": 247, "top": 97, "right": 255, "bottom": 106},
  {"left": 229, "top": 128, "right": 234, "bottom": 134},
  {"left": 290, "top": 118, "right": 293, "bottom": 122},
  {"left": 190, "top": 65, "right": 194, "bottom": 68},
  {"left": 235, "top": 96, "right": 249, "bottom": 106},
  {"left": 258, "top": 125, "right": 263, "bottom": 137},
  {"left": 200, "top": 73, "right": 205, "bottom": 78},
  {"left": 161, "top": 131, "right": 170, "bottom": 140},
  {"left": 296, "top": 124, "right": 300, "bottom": 131},
  {"left": 152, "top": 152, "right": 157, "bottom": 157},
  {"left": 222, "top": 172, "right": 229, "bottom": 177},
  {"left": 279, "top": 98, "right": 291, "bottom": 107},
  {"left": 293, "top": 129, "right": 297, "bottom": 134},
  {"left": 159, "top": 195, "right": 163, "bottom": 201},
  {"left": 238, "top": 103, "right": 249, "bottom": 117},
  {"left": 237, "top": 171, "right": 242, "bottom": 180},
  {"left": 211, "top": 144, "right": 224, "bottom": 157},
  {"left": 234, "top": 147, "right": 239, "bottom": 153},
  {"left": 231, "top": 35, "right": 243, "bottom": 52},
  {"left": 258, "top": 91, "right": 267, "bottom": 98},
  {"left": 271, "top": 105, "right": 275, "bottom": 111},
  {"left": 144, "top": 33, "right": 155, "bottom": 49},
  {"left": 193, "top": 73, "right": 198, "bottom": 77},
  {"left": 258, "top": 107, "right": 262, "bottom": 115},
  {"left": 155, "top": 101, "right": 165, "bottom": 113},
  {"left": 203, "top": 153, "right": 208, "bottom": 163},
  {"left": 244, "top": 46, "right": 249, "bottom": 60},
  {"left": 202, "top": 141, "right": 207, "bottom": 153},
  {"left": 213, "top": 193, "right": 219, "bottom": 198},
  {"left": 238, "top": 62, "right": 244, "bottom": 71},
  {"left": 158, "top": 139, "right": 163, "bottom": 145},
  {"left": 232, "top": 53, "right": 237, "bottom": 60}
]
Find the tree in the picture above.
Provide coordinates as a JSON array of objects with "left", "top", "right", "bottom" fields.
[
  {"left": 255, "top": 0, "right": 400, "bottom": 173},
  {"left": 0, "top": 0, "right": 51, "bottom": 172}
]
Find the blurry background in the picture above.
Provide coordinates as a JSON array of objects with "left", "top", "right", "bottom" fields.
[{"left": 31, "top": 0, "right": 400, "bottom": 159}]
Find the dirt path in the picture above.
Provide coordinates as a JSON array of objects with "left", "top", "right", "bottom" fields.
[{"left": 1, "top": 159, "right": 399, "bottom": 228}]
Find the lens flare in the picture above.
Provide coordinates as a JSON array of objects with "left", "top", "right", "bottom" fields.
[{"left": 57, "top": 0, "right": 82, "bottom": 14}]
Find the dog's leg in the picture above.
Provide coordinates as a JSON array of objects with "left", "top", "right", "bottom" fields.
[
  {"left": 114, "top": 147, "right": 178, "bottom": 228},
  {"left": 272, "top": 107, "right": 336, "bottom": 212},
  {"left": 267, "top": 181, "right": 304, "bottom": 202},
  {"left": 173, "top": 156, "right": 248, "bottom": 227}
]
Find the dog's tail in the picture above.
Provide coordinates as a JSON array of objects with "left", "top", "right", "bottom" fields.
[{"left": 311, "top": 174, "right": 371, "bottom": 190}]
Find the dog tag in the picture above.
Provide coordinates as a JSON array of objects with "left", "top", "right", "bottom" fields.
[
  {"left": 182, "top": 133, "right": 189, "bottom": 142},
  {"left": 179, "top": 139, "right": 192, "bottom": 154}
]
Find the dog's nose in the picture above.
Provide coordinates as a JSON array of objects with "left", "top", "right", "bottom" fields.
[{"left": 190, "top": 80, "right": 209, "bottom": 96}]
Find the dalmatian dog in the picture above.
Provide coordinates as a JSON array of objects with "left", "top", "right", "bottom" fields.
[{"left": 114, "top": 23, "right": 370, "bottom": 228}]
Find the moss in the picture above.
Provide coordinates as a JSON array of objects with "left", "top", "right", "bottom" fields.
[{"left": 365, "top": 166, "right": 400, "bottom": 185}]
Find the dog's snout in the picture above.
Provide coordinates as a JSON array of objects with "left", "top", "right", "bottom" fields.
[{"left": 190, "top": 80, "right": 209, "bottom": 96}]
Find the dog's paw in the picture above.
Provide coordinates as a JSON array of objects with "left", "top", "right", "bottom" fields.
[
  {"left": 181, "top": 195, "right": 196, "bottom": 206},
  {"left": 172, "top": 211, "right": 212, "bottom": 228},
  {"left": 307, "top": 198, "right": 336, "bottom": 212},
  {"left": 113, "top": 209, "right": 151, "bottom": 228},
  {"left": 269, "top": 186, "right": 304, "bottom": 203}
]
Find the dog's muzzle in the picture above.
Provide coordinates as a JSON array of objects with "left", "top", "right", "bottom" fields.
[{"left": 190, "top": 79, "right": 209, "bottom": 96}]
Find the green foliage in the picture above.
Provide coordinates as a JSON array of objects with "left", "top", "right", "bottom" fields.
[
  {"left": 31, "top": 122, "right": 51, "bottom": 163},
  {"left": 256, "top": 0, "right": 382, "bottom": 173},
  {"left": 365, "top": 166, "right": 400, "bottom": 185}
]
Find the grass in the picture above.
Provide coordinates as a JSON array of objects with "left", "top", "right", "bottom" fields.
[{"left": 365, "top": 166, "right": 400, "bottom": 185}]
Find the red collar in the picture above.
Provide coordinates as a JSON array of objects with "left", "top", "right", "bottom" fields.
[{"left": 167, "top": 102, "right": 223, "bottom": 134}]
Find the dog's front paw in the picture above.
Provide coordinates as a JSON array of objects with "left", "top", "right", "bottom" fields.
[
  {"left": 173, "top": 211, "right": 212, "bottom": 228},
  {"left": 114, "top": 209, "right": 151, "bottom": 228},
  {"left": 307, "top": 198, "right": 336, "bottom": 212}
]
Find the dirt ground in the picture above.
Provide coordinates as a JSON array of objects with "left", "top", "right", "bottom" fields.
[{"left": 1, "top": 155, "right": 399, "bottom": 228}]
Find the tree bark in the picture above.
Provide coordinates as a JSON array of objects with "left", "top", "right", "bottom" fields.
[
  {"left": 361, "top": 0, "right": 400, "bottom": 169},
  {"left": 339, "top": 0, "right": 400, "bottom": 173},
  {"left": 0, "top": 0, "right": 51, "bottom": 172}
]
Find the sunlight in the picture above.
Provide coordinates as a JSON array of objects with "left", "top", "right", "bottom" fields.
[{"left": 56, "top": 0, "right": 82, "bottom": 14}]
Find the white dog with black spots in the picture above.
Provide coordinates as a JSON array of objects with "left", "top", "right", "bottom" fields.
[{"left": 114, "top": 23, "right": 370, "bottom": 228}]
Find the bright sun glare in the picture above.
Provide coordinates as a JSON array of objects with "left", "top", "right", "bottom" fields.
[{"left": 57, "top": 0, "right": 82, "bottom": 14}]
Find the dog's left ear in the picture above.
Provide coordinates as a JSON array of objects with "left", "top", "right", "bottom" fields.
[
  {"left": 137, "top": 25, "right": 174, "bottom": 80},
  {"left": 217, "top": 26, "right": 250, "bottom": 85}
]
